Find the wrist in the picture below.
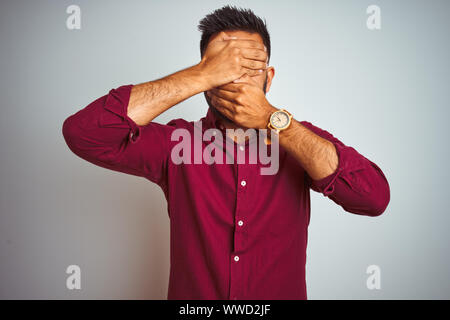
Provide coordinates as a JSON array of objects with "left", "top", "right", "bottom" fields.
[
  {"left": 193, "top": 60, "right": 214, "bottom": 91},
  {"left": 262, "top": 105, "right": 279, "bottom": 128}
]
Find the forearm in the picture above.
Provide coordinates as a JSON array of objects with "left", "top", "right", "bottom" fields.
[
  {"left": 62, "top": 84, "right": 177, "bottom": 183},
  {"left": 278, "top": 119, "right": 339, "bottom": 181},
  {"left": 127, "top": 63, "right": 210, "bottom": 126},
  {"left": 284, "top": 119, "right": 390, "bottom": 216},
  {"left": 63, "top": 85, "right": 137, "bottom": 164}
]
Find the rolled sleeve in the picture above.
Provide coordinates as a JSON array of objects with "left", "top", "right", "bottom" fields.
[
  {"left": 100, "top": 85, "right": 142, "bottom": 144},
  {"left": 62, "top": 84, "right": 176, "bottom": 188},
  {"left": 300, "top": 121, "right": 390, "bottom": 217},
  {"left": 307, "top": 138, "right": 345, "bottom": 196}
]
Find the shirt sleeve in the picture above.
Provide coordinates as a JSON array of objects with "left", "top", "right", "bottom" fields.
[
  {"left": 62, "top": 84, "right": 175, "bottom": 190},
  {"left": 300, "top": 120, "right": 390, "bottom": 217}
]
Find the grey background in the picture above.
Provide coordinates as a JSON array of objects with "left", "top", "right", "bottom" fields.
[{"left": 0, "top": 0, "right": 449, "bottom": 299}]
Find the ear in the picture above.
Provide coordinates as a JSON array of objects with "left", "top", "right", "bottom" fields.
[{"left": 264, "top": 66, "right": 275, "bottom": 93}]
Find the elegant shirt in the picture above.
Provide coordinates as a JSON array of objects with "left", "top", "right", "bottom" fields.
[{"left": 62, "top": 84, "right": 390, "bottom": 300}]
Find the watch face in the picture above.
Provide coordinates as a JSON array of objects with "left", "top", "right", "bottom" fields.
[{"left": 270, "top": 111, "right": 290, "bottom": 129}]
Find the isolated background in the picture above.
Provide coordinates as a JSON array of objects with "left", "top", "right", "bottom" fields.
[{"left": 1, "top": 0, "right": 449, "bottom": 299}]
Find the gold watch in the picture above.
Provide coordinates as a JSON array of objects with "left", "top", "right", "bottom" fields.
[{"left": 267, "top": 109, "right": 293, "bottom": 134}]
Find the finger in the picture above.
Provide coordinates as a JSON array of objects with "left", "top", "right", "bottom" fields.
[
  {"left": 238, "top": 68, "right": 265, "bottom": 78},
  {"left": 223, "top": 35, "right": 238, "bottom": 41},
  {"left": 233, "top": 77, "right": 257, "bottom": 84},
  {"left": 218, "top": 31, "right": 237, "bottom": 41},
  {"left": 215, "top": 83, "right": 241, "bottom": 92},
  {"left": 209, "top": 31, "right": 237, "bottom": 45},
  {"left": 231, "top": 39, "right": 266, "bottom": 52},
  {"left": 240, "top": 58, "right": 267, "bottom": 70},
  {"left": 240, "top": 48, "right": 268, "bottom": 62},
  {"left": 210, "top": 88, "right": 238, "bottom": 101},
  {"left": 233, "top": 75, "right": 261, "bottom": 89},
  {"left": 233, "top": 77, "right": 246, "bottom": 83}
]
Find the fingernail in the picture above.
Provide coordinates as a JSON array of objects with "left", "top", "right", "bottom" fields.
[
  {"left": 259, "top": 69, "right": 263, "bottom": 73},
  {"left": 264, "top": 46, "right": 267, "bottom": 52}
]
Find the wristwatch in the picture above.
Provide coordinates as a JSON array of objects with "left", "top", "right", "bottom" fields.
[{"left": 267, "top": 109, "right": 293, "bottom": 134}]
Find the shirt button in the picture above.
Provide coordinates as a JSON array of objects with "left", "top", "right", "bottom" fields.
[
  {"left": 237, "top": 220, "right": 244, "bottom": 227},
  {"left": 239, "top": 145, "right": 244, "bottom": 151},
  {"left": 240, "top": 180, "right": 246, "bottom": 187},
  {"left": 234, "top": 255, "right": 240, "bottom": 262}
]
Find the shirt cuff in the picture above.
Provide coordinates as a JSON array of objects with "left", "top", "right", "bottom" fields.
[{"left": 100, "top": 84, "right": 141, "bottom": 144}]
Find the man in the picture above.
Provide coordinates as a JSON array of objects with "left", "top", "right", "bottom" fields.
[{"left": 62, "top": 5, "right": 390, "bottom": 300}]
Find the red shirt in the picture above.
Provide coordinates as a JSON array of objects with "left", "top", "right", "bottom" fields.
[{"left": 62, "top": 85, "right": 390, "bottom": 300}]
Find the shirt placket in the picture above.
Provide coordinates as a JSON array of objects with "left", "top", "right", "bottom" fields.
[{"left": 229, "top": 139, "right": 250, "bottom": 300}]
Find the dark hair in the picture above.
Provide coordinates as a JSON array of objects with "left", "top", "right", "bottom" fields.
[{"left": 198, "top": 5, "right": 271, "bottom": 63}]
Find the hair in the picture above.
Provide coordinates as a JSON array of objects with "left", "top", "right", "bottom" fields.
[{"left": 198, "top": 5, "right": 271, "bottom": 63}]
